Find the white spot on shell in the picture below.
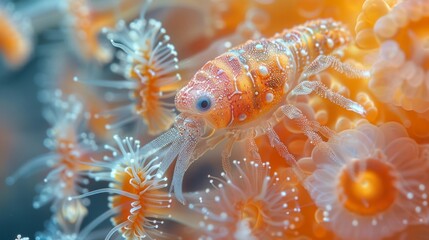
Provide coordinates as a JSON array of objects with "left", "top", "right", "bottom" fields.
[
  {"left": 239, "top": 114, "right": 247, "bottom": 121},
  {"left": 327, "top": 38, "right": 334, "bottom": 48},
  {"left": 415, "top": 206, "right": 422, "bottom": 213},
  {"left": 258, "top": 65, "right": 269, "bottom": 76},
  {"left": 265, "top": 93, "right": 274, "bottom": 103},
  {"left": 224, "top": 41, "right": 232, "bottom": 49},
  {"left": 255, "top": 43, "right": 264, "bottom": 51}
]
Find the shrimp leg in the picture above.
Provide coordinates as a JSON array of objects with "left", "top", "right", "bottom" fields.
[
  {"left": 290, "top": 80, "right": 366, "bottom": 116},
  {"left": 265, "top": 125, "right": 306, "bottom": 180},
  {"left": 280, "top": 104, "right": 323, "bottom": 145},
  {"left": 221, "top": 134, "right": 240, "bottom": 174},
  {"left": 290, "top": 54, "right": 368, "bottom": 116},
  {"left": 300, "top": 55, "right": 370, "bottom": 79},
  {"left": 244, "top": 134, "right": 262, "bottom": 163}
]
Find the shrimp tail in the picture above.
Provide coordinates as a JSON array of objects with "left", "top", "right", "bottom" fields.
[
  {"left": 170, "top": 136, "right": 200, "bottom": 203},
  {"left": 153, "top": 114, "right": 205, "bottom": 203}
]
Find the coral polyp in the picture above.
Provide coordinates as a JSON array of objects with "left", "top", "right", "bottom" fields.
[
  {"left": 305, "top": 122, "right": 429, "bottom": 240},
  {"left": 149, "top": 18, "right": 370, "bottom": 203},
  {"left": 73, "top": 135, "right": 201, "bottom": 239},
  {"left": 104, "top": 17, "right": 181, "bottom": 135},
  {"left": 72, "top": 135, "right": 172, "bottom": 239},
  {"left": 76, "top": 13, "right": 181, "bottom": 136},
  {"left": 7, "top": 91, "right": 96, "bottom": 236}
]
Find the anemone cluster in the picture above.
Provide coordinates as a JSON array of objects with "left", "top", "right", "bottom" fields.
[{"left": 1, "top": 0, "right": 429, "bottom": 239}]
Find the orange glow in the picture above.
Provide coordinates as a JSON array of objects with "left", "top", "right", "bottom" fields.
[
  {"left": 0, "top": 9, "right": 31, "bottom": 68},
  {"left": 338, "top": 159, "right": 397, "bottom": 215},
  {"left": 238, "top": 200, "right": 265, "bottom": 230},
  {"left": 110, "top": 165, "right": 171, "bottom": 237}
]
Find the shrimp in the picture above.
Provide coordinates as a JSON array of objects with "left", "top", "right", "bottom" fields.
[{"left": 144, "top": 19, "right": 370, "bottom": 203}]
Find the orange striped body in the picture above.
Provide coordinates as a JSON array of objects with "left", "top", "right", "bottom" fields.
[{"left": 175, "top": 19, "right": 351, "bottom": 129}]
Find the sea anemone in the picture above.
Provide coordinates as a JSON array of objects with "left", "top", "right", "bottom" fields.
[
  {"left": 76, "top": 13, "right": 181, "bottom": 135},
  {"left": 305, "top": 122, "right": 429, "bottom": 240},
  {"left": 186, "top": 159, "right": 304, "bottom": 239},
  {"left": 65, "top": 0, "right": 144, "bottom": 63},
  {"left": 72, "top": 135, "right": 202, "bottom": 239},
  {"left": 7, "top": 90, "right": 95, "bottom": 234}
]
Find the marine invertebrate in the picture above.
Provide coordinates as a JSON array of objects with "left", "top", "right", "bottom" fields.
[
  {"left": 305, "top": 122, "right": 429, "bottom": 240},
  {"left": 186, "top": 159, "right": 303, "bottom": 239},
  {"left": 371, "top": 38, "right": 429, "bottom": 113},
  {"left": 7, "top": 91, "right": 95, "bottom": 234},
  {"left": 143, "top": 19, "right": 369, "bottom": 202},
  {"left": 76, "top": 13, "right": 181, "bottom": 135},
  {"left": 72, "top": 135, "right": 200, "bottom": 239},
  {"left": 354, "top": 0, "right": 395, "bottom": 49}
]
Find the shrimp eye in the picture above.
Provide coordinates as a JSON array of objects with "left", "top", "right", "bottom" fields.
[{"left": 196, "top": 96, "right": 212, "bottom": 112}]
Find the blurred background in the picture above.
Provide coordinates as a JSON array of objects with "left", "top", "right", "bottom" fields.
[{"left": 0, "top": 1, "right": 219, "bottom": 238}]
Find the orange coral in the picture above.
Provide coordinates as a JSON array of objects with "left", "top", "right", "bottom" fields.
[{"left": 0, "top": 3, "right": 32, "bottom": 68}]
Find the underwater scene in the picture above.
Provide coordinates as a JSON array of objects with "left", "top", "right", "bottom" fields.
[{"left": 1, "top": 0, "right": 429, "bottom": 239}]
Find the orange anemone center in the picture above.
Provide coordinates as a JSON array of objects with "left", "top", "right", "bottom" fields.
[
  {"left": 110, "top": 167, "right": 169, "bottom": 230},
  {"left": 337, "top": 158, "right": 398, "bottom": 215},
  {"left": 238, "top": 200, "right": 265, "bottom": 231},
  {"left": 110, "top": 167, "right": 143, "bottom": 227}
]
